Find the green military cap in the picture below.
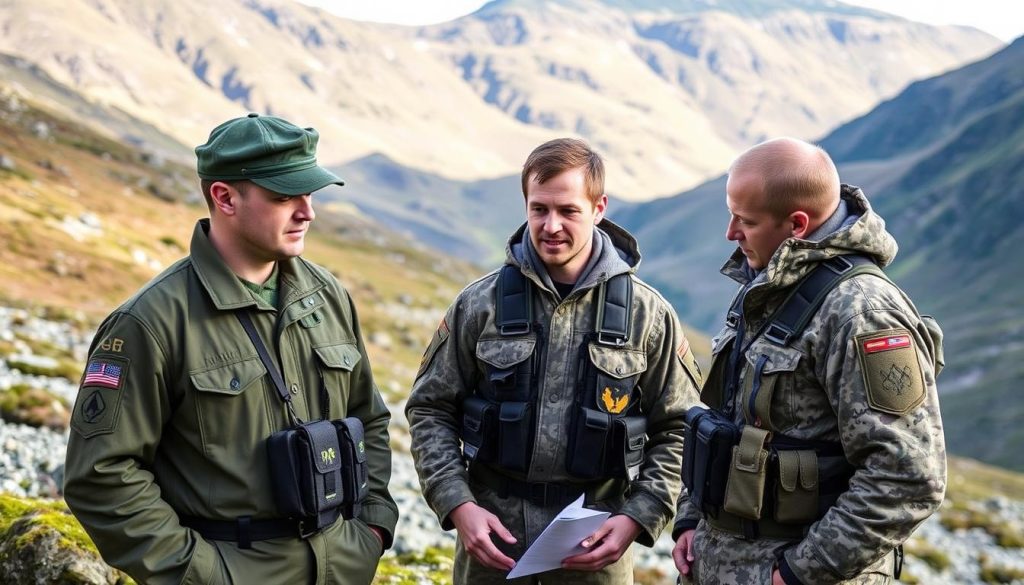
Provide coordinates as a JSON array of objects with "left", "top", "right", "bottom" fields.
[{"left": 195, "top": 113, "right": 344, "bottom": 195}]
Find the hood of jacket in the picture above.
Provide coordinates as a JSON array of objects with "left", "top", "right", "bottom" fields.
[
  {"left": 721, "top": 184, "right": 898, "bottom": 290},
  {"left": 504, "top": 218, "right": 641, "bottom": 294}
]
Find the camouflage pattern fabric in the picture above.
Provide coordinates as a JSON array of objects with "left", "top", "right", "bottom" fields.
[
  {"left": 408, "top": 220, "right": 702, "bottom": 583},
  {"left": 675, "top": 186, "right": 945, "bottom": 584}
]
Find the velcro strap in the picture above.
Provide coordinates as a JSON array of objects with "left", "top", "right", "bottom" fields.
[
  {"left": 798, "top": 450, "right": 818, "bottom": 490},
  {"left": 596, "top": 274, "right": 632, "bottom": 346},
  {"left": 777, "top": 450, "right": 800, "bottom": 492},
  {"left": 497, "top": 265, "right": 532, "bottom": 335},
  {"left": 735, "top": 426, "right": 770, "bottom": 472}
]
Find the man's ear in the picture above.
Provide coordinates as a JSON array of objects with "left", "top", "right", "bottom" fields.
[
  {"left": 209, "top": 181, "right": 239, "bottom": 216},
  {"left": 789, "top": 210, "right": 810, "bottom": 238},
  {"left": 593, "top": 194, "right": 608, "bottom": 224}
]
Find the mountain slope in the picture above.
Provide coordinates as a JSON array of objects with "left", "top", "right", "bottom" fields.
[
  {"left": 0, "top": 80, "right": 481, "bottom": 399},
  {"left": 621, "top": 37, "right": 1024, "bottom": 468},
  {"left": 0, "top": 0, "right": 1001, "bottom": 200}
]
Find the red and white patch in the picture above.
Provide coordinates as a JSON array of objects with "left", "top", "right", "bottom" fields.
[{"left": 863, "top": 334, "right": 911, "bottom": 354}]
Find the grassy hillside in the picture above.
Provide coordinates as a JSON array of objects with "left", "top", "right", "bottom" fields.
[{"left": 0, "top": 82, "right": 481, "bottom": 402}]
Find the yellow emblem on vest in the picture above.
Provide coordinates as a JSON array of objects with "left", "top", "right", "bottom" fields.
[{"left": 601, "top": 387, "right": 629, "bottom": 414}]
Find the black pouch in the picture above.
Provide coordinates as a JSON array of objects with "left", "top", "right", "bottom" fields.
[
  {"left": 266, "top": 419, "right": 345, "bottom": 534},
  {"left": 683, "top": 406, "right": 740, "bottom": 517},
  {"left": 609, "top": 415, "right": 646, "bottom": 480},
  {"left": 462, "top": 395, "right": 498, "bottom": 462},
  {"left": 334, "top": 417, "right": 369, "bottom": 519},
  {"left": 567, "top": 407, "right": 611, "bottom": 479},
  {"left": 497, "top": 401, "right": 533, "bottom": 472}
]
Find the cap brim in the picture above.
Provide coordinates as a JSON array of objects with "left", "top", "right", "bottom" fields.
[{"left": 250, "top": 166, "right": 344, "bottom": 196}]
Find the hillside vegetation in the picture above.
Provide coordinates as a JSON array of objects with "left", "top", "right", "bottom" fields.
[{"left": 0, "top": 82, "right": 481, "bottom": 401}]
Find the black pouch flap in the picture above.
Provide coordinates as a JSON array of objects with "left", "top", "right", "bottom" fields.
[
  {"left": 583, "top": 407, "right": 612, "bottom": 430},
  {"left": 337, "top": 417, "right": 367, "bottom": 464},
  {"left": 464, "top": 395, "right": 495, "bottom": 433},
  {"left": 615, "top": 415, "right": 646, "bottom": 450},
  {"left": 301, "top": 420, "right": 342, "bottom": 474}
]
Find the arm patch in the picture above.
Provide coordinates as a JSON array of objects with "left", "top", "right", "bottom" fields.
[
  {"left": 855, "top": 329, "right": 925, "bottom": 415},
  {"left": 71, "top": 355, "right": 129, "bottom": 438},
  {"left": 415, "top": 318, "right": 450, "bottom": 380}
]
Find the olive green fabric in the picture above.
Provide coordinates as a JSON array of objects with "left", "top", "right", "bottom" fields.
[
  {"left": 673, "top": 186, "right": 945, "bottom": 585},
  {"left": 239, "top": 264, "right": 279, "bottom": 308},
  {"left": 64, "top": 219, "right": 397, "bottom": 585},
  {"left": 407, "top": 220, "right": 702, "bottom": 584}
]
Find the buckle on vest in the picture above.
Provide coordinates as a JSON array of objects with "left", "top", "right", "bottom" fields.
[
  {"left": 726, "top": 311, "right": 741, "bottom": 329},
  {"left": 763, "top": 323, "right": 793, "bottom": 346},
  {"left": 499, "top": 321, "right": 531, "bottom": 336},
  {"left": 823, "top": 255, "right": 853, "bottom": 274},
  {"left": 597, "top": 331, "right": 627, "bottom": 347}
]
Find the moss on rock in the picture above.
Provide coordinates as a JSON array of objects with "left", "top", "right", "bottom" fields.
[{"left": 0, "top": 494, "right": 131, "bottom": 584}]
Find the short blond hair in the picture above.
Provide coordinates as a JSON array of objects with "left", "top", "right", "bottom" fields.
[{"left": 730, "top": 138, "right": 840, "bottom": 219}]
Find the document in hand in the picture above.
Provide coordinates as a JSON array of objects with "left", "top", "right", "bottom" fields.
[{"left": 506, "top": 495, "right": 611, "bottom": 579}]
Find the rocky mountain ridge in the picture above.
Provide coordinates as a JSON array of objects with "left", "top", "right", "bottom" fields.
[{"left": 0, "top": 0, "right": 1001, "bottom": 200}]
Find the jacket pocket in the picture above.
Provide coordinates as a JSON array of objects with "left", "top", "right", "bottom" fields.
[
  {"left": 189, "top": 357, "right": 268, "bottom": 452},
  {"left": 740, "top": 341, "right": 803, "bottom": 431},
  {"left": 314, "top": 342, "right": 362, "bottom": 408}
]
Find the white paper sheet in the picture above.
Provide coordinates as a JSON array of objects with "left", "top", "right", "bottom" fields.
[{"left": 506, "top": 495, "right": 611, "bottom": 579}]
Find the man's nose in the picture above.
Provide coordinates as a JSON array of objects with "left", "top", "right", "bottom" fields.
[
  {"left": 725, "top": 218, "right": 739, "bottom": 241},
  {"left": 544, "top": 215, "right": 561, "bottom": 233},
  {"left": 296, "top": 196, "right": 315, "bottom": 221}
]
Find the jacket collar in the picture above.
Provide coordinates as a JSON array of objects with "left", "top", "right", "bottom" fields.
[{"left": 189, "top": 219, "right": 326, "bottom": 311}]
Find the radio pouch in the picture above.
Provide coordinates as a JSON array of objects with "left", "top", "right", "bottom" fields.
[
  {"left": 462, "top": 395, "right": 498, "bottom": 462},
  {"left": 266, "top": 419, "right": 345, "bottom": 533},
  {"left": 610, "top": 415, "right": 646, "bottom": 481},
  {"left": 682, "top": 406, "right": 740, "bottom": 516},
  {"left": 723, "top": 425, "right": 770, "bottom": 520},
  {"left": 498, "top": 401, "right": 534, "bottom": 472},
  {"left": 334, "top": 417, "right": 370, "bottom": 519},
  {"left": 567, "top": 407, "right": 610, "bottom": 479}
]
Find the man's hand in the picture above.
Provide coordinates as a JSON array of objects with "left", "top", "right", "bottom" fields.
[
  {"left": 672, "top": 529, "right": 696, "bottom": 580},
  {"left": 561, "top": 514, "right": 642, "bottom": 571},
  {"left": 368, "top": 525, "right": 385, "bottom": 549},
  {"left": 772, "top": 568, "right": 786, "bottom": 584},
  {"left": 449, "top": 501, "right": 517, "bottom": 571}
]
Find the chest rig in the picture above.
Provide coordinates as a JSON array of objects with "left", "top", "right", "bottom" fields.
[
  {"left": 462, "top": 264, "right": 647, "bottom": 482},
  {"left": 684, "top": 255, "right": 882, "bottom": 539}
]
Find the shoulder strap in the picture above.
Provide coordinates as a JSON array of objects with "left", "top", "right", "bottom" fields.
[
  {"left": 596, "top": 274, "right": 633, "bottom": 347},
  {"left": 236, "top": 311, "right": 302, "bottom": 425},
  {"left": 764, "top": 255, "right": 886, "bottom": 346},
  {"left": 496, "top": 265, "right": 533, "bottom": 336},
  {"left": 496, "top": 267, "right": 633, "bottom": 345}
]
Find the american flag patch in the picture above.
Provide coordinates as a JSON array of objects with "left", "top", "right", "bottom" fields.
[
  {"left": 84, "top": 360, "right": 123, "bottom": 389},
  {"left": 863, "top": 334, "right": 911, "bottom": 354}
]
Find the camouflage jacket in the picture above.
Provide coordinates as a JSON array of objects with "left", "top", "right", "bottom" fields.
[
  {"left": 674, "top": 186, "right": 946, "bottom": 584},
  {"left": 64, "top": 220, "right": 398, "bottom": 585},
  {"left": 407, "top": 220, "right": 702, "bottom": 547}
]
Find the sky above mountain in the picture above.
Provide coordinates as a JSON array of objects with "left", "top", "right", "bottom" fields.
[{"left": 299, "top": 0, "right": 1023, "bottom": 41}]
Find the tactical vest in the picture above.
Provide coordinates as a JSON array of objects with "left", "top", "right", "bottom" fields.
[
  {"left": 685, "top": 256, "right": 884, "bottom": 539},
  {"left": 462, "top": 264, "right": 647, "bottom": 481}
]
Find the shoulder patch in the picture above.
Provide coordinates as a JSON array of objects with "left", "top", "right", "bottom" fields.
[
  {"left": 71, "top": 355, "right": 129, "bottom": 438},
  {"left": 416, "top": 318, "right": 450, "bottom": 380},
  {"left": 676, "top": 337, "right": 703, "bottom": 387},
  {"left": 855, "top": 329, "right": 924, "bottom": 415}
]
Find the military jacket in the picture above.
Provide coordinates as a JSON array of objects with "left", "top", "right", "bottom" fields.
[
  {"left": 407, "top": 220, "right": 702, "bottom": 551},
  {"left": 64, "top": 220, "right": 398, "bottom": 585},
  {"left": 674, "top": 187, "right": 945, "bottom": 584}
]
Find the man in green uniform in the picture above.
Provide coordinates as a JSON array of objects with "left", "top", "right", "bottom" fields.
[
  {"left": 407, "top": 138, "right": 702, "bottom": 584},
  {"left": 64, "top": 113, "right": 398, "bottom": 584},
  {"left": 672, "top": 137, "right": 945, "bottom": 584}
]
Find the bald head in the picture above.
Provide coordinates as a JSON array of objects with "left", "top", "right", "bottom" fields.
[{"left": 729, "top": 137, "right": 840, "bottom": 223}]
